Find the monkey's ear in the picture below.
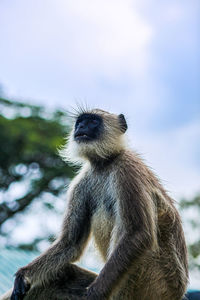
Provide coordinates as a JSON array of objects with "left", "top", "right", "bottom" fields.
[{"left": 118, "top": 114, "right": 127, "bottom": 133}]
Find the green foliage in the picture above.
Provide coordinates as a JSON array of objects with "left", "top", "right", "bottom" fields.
[
  {"left": 180, "top": 194, "right": 200, "bottom": 209},
  {"left": 0, "top": 97, "right": 74, "bottom": 248}
]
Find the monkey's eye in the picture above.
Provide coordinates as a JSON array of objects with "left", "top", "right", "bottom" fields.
[
  {"left": 89, "top": 119, "right": 99, "bottom": 128},
  {"left": 90, "top": 119, "right": 98, "bottom": 125}
]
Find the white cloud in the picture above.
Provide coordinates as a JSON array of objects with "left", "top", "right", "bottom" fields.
[
  {"left": 61, "top": 0, "right": 153, "bottom": 76},
  {"left": 0, "top": 0, "right": 153, "bottom": 97},
  {"left": 0, "top": 0, "right": 153, "bottom": 67}
]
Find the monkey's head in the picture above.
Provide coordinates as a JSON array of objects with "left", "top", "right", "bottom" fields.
[{"left": 60, "top": 109, "right": 128, "bottom": 164}]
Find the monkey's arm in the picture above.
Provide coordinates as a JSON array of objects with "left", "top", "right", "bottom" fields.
[
  {"left": 11, "top": 181, "right": 91, "bottom": 300},
  {"left": 87, "top": 176, "right": 157, "bottom": 300}
]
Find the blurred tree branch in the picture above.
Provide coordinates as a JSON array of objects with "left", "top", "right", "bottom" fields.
[
  {"left": 180, "top": 193, "right": 200, "bottom": 271},
  {"left": 0, "top": 97, "right": 75, "bottom": 245}
]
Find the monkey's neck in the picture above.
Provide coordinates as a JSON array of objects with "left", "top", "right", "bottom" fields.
[{"left": 88, "top": 152, "right": 122, "bottom": 170}]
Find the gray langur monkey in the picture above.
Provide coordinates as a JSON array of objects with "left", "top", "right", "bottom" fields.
[{"left": 4, "top": 108, "right": 188, "bottom": 300}]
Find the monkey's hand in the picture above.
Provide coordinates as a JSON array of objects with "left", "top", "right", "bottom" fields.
[{"left": 11, "top": 272, "right": 30, "bottom": 300}]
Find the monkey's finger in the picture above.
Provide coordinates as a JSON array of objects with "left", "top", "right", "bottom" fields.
[
  {"left": 12, "top": 288, "right": 26, "bottom": 300},
  {"left": 10, "top": 293, "right": 15, "bottom": 300},
  {"left": 17, "top": 279, "right": 27, "bottom": 296},
  {"left": 10, "top": 291, "right": 20, "bottom": 300}
]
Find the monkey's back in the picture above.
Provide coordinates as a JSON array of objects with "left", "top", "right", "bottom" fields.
[{"left": 86, "top": 150, "right": 188, "bottom": 300}]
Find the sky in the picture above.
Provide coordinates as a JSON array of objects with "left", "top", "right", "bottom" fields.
[
  {"left": 0, "top": 0, "right": 199, "bottom": 200},
  {"left": 0, "top": 0, "right": 200, "bottom": 288}
]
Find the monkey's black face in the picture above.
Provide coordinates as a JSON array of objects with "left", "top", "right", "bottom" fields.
[{"left": 74, "top": 113, "right": 103, "bottom": 142}]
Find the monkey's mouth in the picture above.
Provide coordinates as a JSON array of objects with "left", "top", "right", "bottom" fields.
[{"left": 74, "top": 133, "right": 92, "bottom": 142}]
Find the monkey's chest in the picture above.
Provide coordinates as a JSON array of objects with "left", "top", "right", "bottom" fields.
[
  {"left": 91, "top": 209, "right": 114, "bottom": 261},
  {"left": 91, "top": 193, "right": 117, "bottom": 261},
  {"left": 89, "top": 172, "right": 119, "bottom": 260}
]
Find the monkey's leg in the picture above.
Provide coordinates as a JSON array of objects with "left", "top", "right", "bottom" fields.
[
  {"left": 1, "top": 264, "right": 97, "bottom": 300},
  {"left": 110, "top": 259, "right": 186, "bottom": 300}
]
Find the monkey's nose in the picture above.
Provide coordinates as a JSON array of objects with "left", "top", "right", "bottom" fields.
[{"left": 78, "top": 121, "right": 87, "bottom": 130}]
